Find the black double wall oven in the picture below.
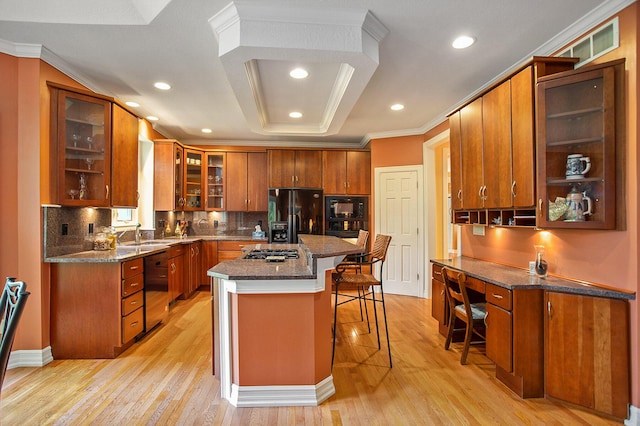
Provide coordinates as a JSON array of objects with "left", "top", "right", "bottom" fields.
[{"left": 325, "top": 196, "right": 368, "bottom": 238}]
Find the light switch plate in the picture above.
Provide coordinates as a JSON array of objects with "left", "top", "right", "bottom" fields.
[{"left": 472, "top": 225, "right": 485, "bottom": 236}]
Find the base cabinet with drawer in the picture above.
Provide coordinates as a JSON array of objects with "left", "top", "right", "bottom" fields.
[
  {"left": 51, "top": 258, "right": 145, "bottom": 359},
  {"left": 485, "top": 284, "right": 544, "bottom": 398},
  {"left": 217, "top": 240, "right": 253, "bottom": 262},
  {"left": 168, "top": 244, "right": 185, "bottom": 303}
]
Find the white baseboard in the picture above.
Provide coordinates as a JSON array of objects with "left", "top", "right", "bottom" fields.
[
  {"left": 626, "top": 404, "right": 640, "bottom": 426},
  {"left": 230, "top": 376, "right": 335, "bottom": 407},
  {"left": 7, "top": 346, "right": 53, "bottom": 369}
]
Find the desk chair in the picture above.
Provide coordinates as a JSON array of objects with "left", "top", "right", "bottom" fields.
[
  {"left": 441, "top": 267, "right": 486, "bottom": 365},
  {"left": 332, "top": 234, "right": 392, "bottom": 368},
  {"left": 0, "top": 278, "right": 30, "bottom": 389}
]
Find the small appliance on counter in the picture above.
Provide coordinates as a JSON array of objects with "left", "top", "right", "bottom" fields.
[
  {"left": 325, "top": 196, "right": 368, "bottom": 238},
  {"left": 268, "top": 188, "right": 323, "bottom": 243}
]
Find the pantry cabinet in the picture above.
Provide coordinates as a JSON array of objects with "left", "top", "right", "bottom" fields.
[
  {"left": 111, "top": 104, "right": 139, "bottom": 207},
  {"left": 536, "top": 59, "right": 623, "bottom": 229},
  {"left": 268, "top": 150, "right": 322, "bottom": 188},
  {"left": 227, "top": 152, "right": 268, "bottom": 211},
  {"left": 322, "top": 150, "right": 371, "bottom": 195},
  {"left": 545, "top": 291, "right": 629, "bottom": 419}
]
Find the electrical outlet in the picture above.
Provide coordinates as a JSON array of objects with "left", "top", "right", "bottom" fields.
[
  {"left": 88, "top": 223, "right": 94, "bottom": 234},
  {"left": 62, "top": 223, "right": 68, "bottom": 235},
  {"left": 214, "top": 220, "right": 219, "bottom": 228},
  {"left": 472, "top": 225, "right": 485, "bottom": 236}
]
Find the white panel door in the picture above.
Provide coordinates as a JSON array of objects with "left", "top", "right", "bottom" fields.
[{"left": 375, "top": 167, "right": 422, "bottom": 297}]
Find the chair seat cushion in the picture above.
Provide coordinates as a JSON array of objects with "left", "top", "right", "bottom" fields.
[
  {"left": 455, "top": 302, "right": 487, "bottom": 319},
  {"left": 335, "top": 273, "right": 380, "bottom": 287}
]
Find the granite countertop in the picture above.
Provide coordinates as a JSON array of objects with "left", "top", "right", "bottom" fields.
[
  {"left": 44, "top": 235, "right": 269, "bottom": 263},
  {"left": 431, "top": 256, "right": 635, "bottom": 301},
  {"left": 208, "top": 235, "right": 363, "bottom": 281}
]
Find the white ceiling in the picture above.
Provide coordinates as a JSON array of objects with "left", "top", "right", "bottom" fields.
[{"left": 0, "top": 0, "right": 632, "bottom": 148}]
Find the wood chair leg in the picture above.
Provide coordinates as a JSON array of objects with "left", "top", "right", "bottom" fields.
[
  {"left": 460, "top": 321, "right": 473, "bottom": 365},
  {"left": 444, "top": 311, "right": 456, "bottom": 350}
]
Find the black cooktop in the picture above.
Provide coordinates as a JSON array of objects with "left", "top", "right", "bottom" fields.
[{"left": 244, "top": 248, "right": 300, "bottom": 261}]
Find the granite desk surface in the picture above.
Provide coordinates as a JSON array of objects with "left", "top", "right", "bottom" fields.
[
  {"left": 207, "top": 235, "right": 363, "bottom": 281},
  {"left": 431, "top": 256, "right": 635, "bottom": 301},
  {"left": 44, "top": 235, "right": 268, "bottom": 263}
]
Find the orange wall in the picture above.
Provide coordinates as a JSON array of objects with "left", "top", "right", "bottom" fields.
[{"left": 368, "top": 4, "right": 640, "bottom": 407}]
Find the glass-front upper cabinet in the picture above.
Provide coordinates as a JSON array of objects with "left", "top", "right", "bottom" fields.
[
  {"left": 206, "top": 153, "right": 225, "bottom": 210},
  {"left": 183, "top": 149, "right": 203, "bottom": 210},
  {"left": 536, "top": 60, "right": 623, "bottom": 229},
  {"left": 174, "top": 145, "right": 184, "bottom": 209},
  {"left": 53, "top": 89, "right": 112, "bottom": 207}
]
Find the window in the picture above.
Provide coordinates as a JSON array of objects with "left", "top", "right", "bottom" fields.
[{"left": 557, "top": 18, "right": 618, "bottom": 67}]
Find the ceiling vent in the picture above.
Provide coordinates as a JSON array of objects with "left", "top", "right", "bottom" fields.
[
  {"left": 558, "top": 18, "right": 619, "bottom": 67},
  {"left": 209, "top": 1, "right": 388, "bottom": 137}
]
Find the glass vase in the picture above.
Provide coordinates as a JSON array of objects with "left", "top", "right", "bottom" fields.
[{"left": 534, "top": 245, "right": 548, "bottom": 278}]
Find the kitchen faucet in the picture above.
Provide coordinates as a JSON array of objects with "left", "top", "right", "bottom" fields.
[{"left": 117, "top": 223, "right": 142, "bottom": 245}]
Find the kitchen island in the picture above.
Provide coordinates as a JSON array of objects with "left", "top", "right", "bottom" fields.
[{"left": 207, "top": 235, "right": 362, "bottom": 407}]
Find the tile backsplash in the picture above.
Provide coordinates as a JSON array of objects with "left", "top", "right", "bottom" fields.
[{"left": 43, "top": 206, "right": 268, "bottom": 258}]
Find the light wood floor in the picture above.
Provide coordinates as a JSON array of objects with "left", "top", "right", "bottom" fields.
[{"left": 1, "top": 290, "right": 622, "bottom": 425}]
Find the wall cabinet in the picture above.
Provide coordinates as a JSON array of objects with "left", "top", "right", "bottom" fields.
[
  {"left": 154, "top": 140, "right": 184, "bottom": 211},
  {"left": 536, "top": 59, "right": 623, "bottom": 229},
  {"left": 111, "top": 104, "right": 139, "bottom": 207},
  {"left": 268, "top": 150, "right": 322, "bottom": 188},
  {"left": 183, "top": 149, "right": 204, "bottom": 210},
  {"left": 545, "top": 291, "right": 629, "bottom": 419},
  {"left": 51, "top": 259, "right": 144, "bottom": 359},
  {"left": 449, "top": 57, "right": 577, "bottom": 227},
  {"left": 227, "top": 152, "right": 268, "bottom": 211},
  {"left": 51, "top": 88, "right": 112, "bottom": 207},
  {"left": 205, "top": 153, "right": 225, "bottom": 210},
  {"left": 50, "top": 85, "right": 139, "bottom": 208},
  {"left": 322, "top": 151, "right": 371, "bottom": 195}
]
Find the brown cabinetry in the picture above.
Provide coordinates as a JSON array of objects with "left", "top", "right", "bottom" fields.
[
  {"left": 449, "top": 58, "right": 577, "bottom": 227},
  {"left": 184, "top": 149, "right": 204, "bottom": 210},
  {"left": 217, "top": 240, "right": 253, "bottom": 262},
  {"left": 111, "top": 104, "right": 139, "bottom": 207},
  {"left": 545, "top": 291, "right": 629, "bottom": 419},
  {"left": 154, "top": 140, "right": 184, "bottom": 211},
  {"left": 485, "top": 283, "right": 513, "bottom": 373},
  {"left": 430, "top": 264, "right": 448, "bottom": 336},
  {"left": 205, "top": 153, "right": 225, "bottom": 210},
  {"left": 227, "top": 152, "right": 268, "bottom": 211},
  {"left": 536, "top": 59, "right": 623, "bottom": 229},
  {"left": 168, "top": 244, "right": 185, "bottom": 302},
  {"left": 51, "top": 259, "right": 144, "bottom": 359},
  {"left": 322, "top": 151, "right": 371, "bottom": 195},
  {"left": 268, "top": 150, "right": 322, "bottom": 188},
  {"left": 184, "top": 241, "right": 202, "bottom": 299},
  {"left": 201, "top": 241, "right": 218, "bottom": 288},
  {"left": 49, "top": 85, "right": 139, "bottom": 208},
  {"left": 50, "top": 87, "right": 112, "bottom": 207}
]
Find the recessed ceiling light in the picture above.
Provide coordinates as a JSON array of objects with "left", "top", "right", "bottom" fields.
[
  {"left": 125, "top": 101, "right": 140, "bottom": 107},
  {"left": 390, "top": 104, "right": 405, "bottom": 111},
  {"left": 146, "top": 115, "right": 159, "bottom": 121},
  {"left": 452, "top": 35, "right": 476, "bottom": 49},
  {"left": 289, "top": 111, "right": 303, "bottom": 118},
  {"left": 154, "top": 81, "right": 171, "bottom": 90},
  {"left": 289, "top": 68, "right": 309, "bottom": 79},
  {"left": 201, "top": 128, "right": 212, "bottom": 134}
]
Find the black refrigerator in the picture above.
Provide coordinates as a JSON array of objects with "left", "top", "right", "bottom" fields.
[{"left": 268, "top": 188, "right": 323, "bottom": 243}]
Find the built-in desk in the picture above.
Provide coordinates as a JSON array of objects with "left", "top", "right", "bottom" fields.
[{"left": 430, "top": 257, "right": 634, "bottom": 420}]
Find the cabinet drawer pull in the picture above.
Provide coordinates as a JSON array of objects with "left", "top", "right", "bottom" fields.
[
  {"left": 130, "top": 282, "right": 139, "bottom": 287},
  {"left": 130, "top": 300, "right": 138, "bottom": 305},
  {"left": 129, "top": 266, "right": 139, "bottom": 271},
  {"left": 491, "top": 293, "right": 503, "bottom": 300},
  {"left": 130, "top": 321, "right": 139, "bottom": 327},
  {"left": 433, "top": 271, "right": 442, "bottom": 276}
]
